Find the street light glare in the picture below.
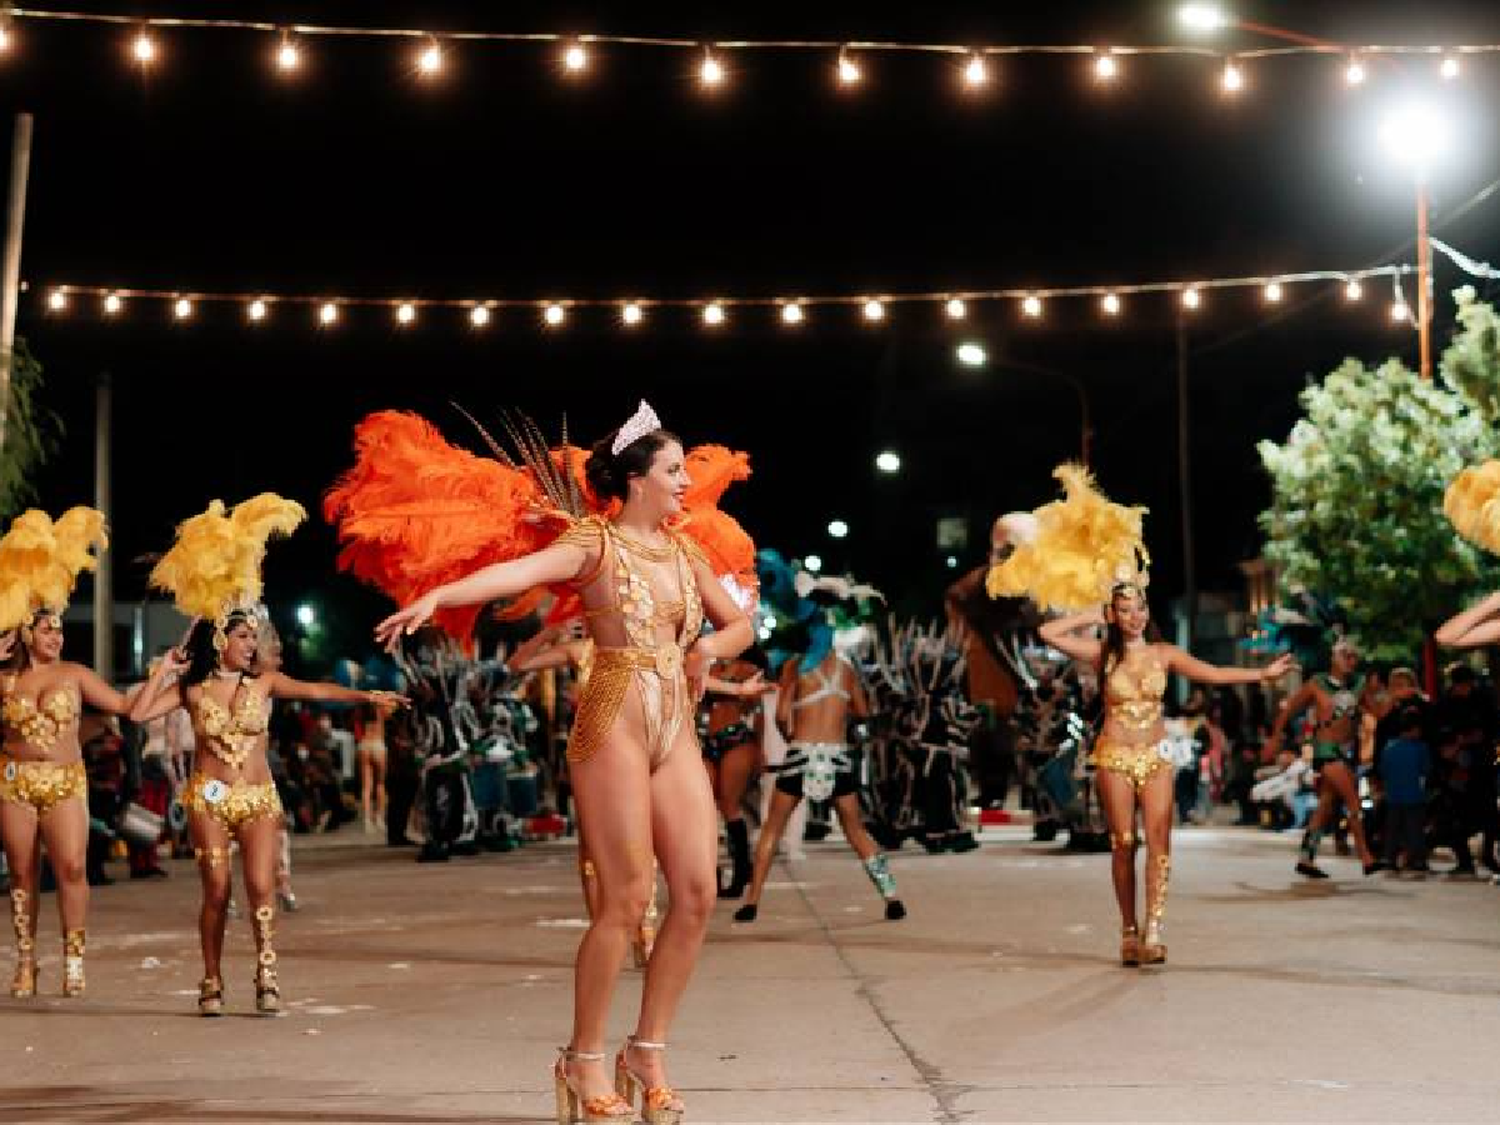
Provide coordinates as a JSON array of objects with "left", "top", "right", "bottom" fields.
[
  {"left": 956, "top": 342, "right": 988, "bottom": 367},
  {"left": 804, "top": 554, "right": 824, "bottom": 573},
  {"left": 296, "top": 604, "right": 316, "bottom": 627},
  {"left": 1178, "top": 4, "right": 1230, "bottom": 32},
  {"left": 1380, "top": 102, "right": 1453, "bottom": 169},
  {"left": 827, "top": 520, "right": 850, "bottom": 540},
  {"left": 875, "top": 451, "right": 902, "bottom": 474}
]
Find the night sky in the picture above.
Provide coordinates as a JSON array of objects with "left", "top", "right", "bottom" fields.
[{"left": 7, "top": 1, "right": 1500, "bottom": 664}]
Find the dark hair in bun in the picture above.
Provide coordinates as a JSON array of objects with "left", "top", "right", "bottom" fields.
[{"left": 585, "top": 427, "right": 681, "bottom": 502}]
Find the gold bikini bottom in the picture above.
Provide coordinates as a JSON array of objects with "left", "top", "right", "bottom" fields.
[
  {"left": 0, "top": 756, "right": 87, "bottom": 814},
  {"left": 1090, "top": 739, "right": 1173, "bottom": 791},
  {"left": 568, "top": 646, "right": 688, "bottom": 769},
  {"left": 184, "top": 773, "right": 283, "bottom": 831}
]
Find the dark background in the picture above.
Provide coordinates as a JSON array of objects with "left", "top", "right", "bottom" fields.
[{"left": 6, "top": 2, "right": 1500, "bottom": 665}]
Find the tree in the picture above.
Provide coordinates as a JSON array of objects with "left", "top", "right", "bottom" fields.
[
  {"left": 0, "top": 340, "right": 62, "bottom": 519},
  {"left": 1258, "top": 300, "right": 1500, "bottom": 661}
]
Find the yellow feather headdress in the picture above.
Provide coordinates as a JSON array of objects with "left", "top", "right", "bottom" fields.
[
  {"left": 986, "top": 464, "right": 1149, "bottom": 612},
  {"left": 1445, "top": 460, "right": 1500, "bottom": 554},
  {"left": 149, "top": 494, "right": 306, "bottom": 623},
  {"left": 0, "top": 507, "right": 109, "bottom": 632}
]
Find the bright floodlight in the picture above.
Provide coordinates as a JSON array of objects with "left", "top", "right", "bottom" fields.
[
  {"left": 827, "top": 520, "right": 849, "bottom": 539},
  {"left": 296, "top": 604, "right": 316, "bottom": 627},
  {"left": 1179, "top": 4, "right": 1230, "bottom": 32},
  {"left": 956, "top": 342, "right": 988, "bottom": 367},
  {"left": 1380, "top": 102, "right": 1453, "bottom": 169},
  {"left": 804, "top": 554, "right": 824, "bottom": 573},
  {"left": 875, "top": 451, "right": 901, "bottom": 474}
]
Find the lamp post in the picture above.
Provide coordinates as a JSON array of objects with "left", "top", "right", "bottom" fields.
[{"left": 1380, "top": 102, "right": 1451, "bottom": 381}]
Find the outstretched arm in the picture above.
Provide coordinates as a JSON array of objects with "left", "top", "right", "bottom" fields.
[
  {"left": 1164, "top": 646, "right": 1294, "bottom": 688},
  {"left": 375, "top": 540, "right": 589, "bottom": 649},
  {"left": 1435, "top": 590, "right": 1500, "bottom": 649},
  {"left": 73, "top": 665, "right": 134, "bottom": 717},
  {"left": 128, "top": 648, "right": 192, "bottom": 724},
  {"left": 265, "top": 670, "right": 407, "bottom": 709},
  {"left": 1267, "top": 677, "right": 1317, "bottom": 747},
  {"left": 1038, "top": 609, "right": 1106, "bottom": 665}
]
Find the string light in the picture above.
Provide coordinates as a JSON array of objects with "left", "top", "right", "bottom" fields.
[
  {"left": 1094, "top": 51, "right": 1119, "bottom": 81},
  {"left": 1390, "top": 300, "right": 1410, "bottom": 322},
  {"left": 47, "top": 289, "right": 68, "bottom": 312},
  {"left": 1264, "top": 282, "right": 1283, "bottom": 303},
  {"left": 945, "top": 298, "right": 967, "bottom": 320},
  {"left": 396, "top": 302, "right": 417, "bottom": 325},
  {"left": 173, "top": 297, "right": 192, "bottom": 319},
  {"left": 418, "top": 39, "right": 443, "bottom": 75},
  {"left": 319, "top": 302, "right": 339, "bottom": 325},
  {"left": 1221, "top": 60, "right": 1244, "bottom": 93},
  {"left": 963, "top": 53, "right": 989, "bottom": 88},
  {"left": 563, "top": 41, "right": 588, "bottom": 73},
  {"left": 1345, "top": 57, "right": 1366, "bottom": 86},
  {"left": 702, "top": 302, "right": 726, "bottom": 326},
  {"left": 102, "top": 293, "right": 122, "bottom": 316},
  {"left": 1182, "top": 287, "right": 1202, "bottom": 309},
  {"left": 700, "top": 49, "right": 724, "bottom": 87},
  {"left": 276, "top": 32, "right": 300, "bottom": 72},
  {"left": 837, "top": 50, "right": 861, "bottom": 86},
  {"left": 1101, "top": 292, "right": 1121, "bottom": 316},
  {"left": 1441, "top": 56, "right": 1461, "bottom": 79},
  {"left": 1021, "top": 294, "right": 1043, "bottom": 318},
  {"left": 1344, "top": 279, "right": 1363, "bottom": 301},
  {"left": 248, "top": 298, "right": 268, "bottom": 321},
  {"left": 0, "top": 25, "right": 11, "bottom": 54},
  {"left": 862, "top": 298, "right": 886, "bottom": 322},
  {"left": 621, "top": 302, "right": 644, "bottom": 325},
  {"left": 132, "top": 28, "right": 157, "bottom": 65},
  {"left": 469, "top": 305, "right": 491, "bottom": 327},
  {"left": 544, "top": 303, "right": 566, "bottom": 327},
  {"left": 781, "top": 302, "right": 805, "bottom": 325}
]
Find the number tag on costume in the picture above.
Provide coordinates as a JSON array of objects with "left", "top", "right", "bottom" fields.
[
  {"left": 202, "top": 779, "right": 228, "bottom": 805},
  {"left": 2, "top": 761, "right": 16, "bottom": 782}
]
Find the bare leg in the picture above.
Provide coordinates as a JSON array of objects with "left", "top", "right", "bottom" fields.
[
  {"left": 716, "top": 743, "right": 757, "bottom": 898},
  {"left": 37, "top": 797, "right": 90, "bottom": 995},
  {"left": 735, "top": 786, "right": 800, "bottom": 918},
  {"left": 1297, "top": 771, "right": 1342, "bottom": 875},
  {"left": 834, "top": 794, "right": 905, "bottom": 919},
  {"left": 1322, "top": 760, "right": 1376, "bottom": 867},
  {"left": 1096, "top": 772, "right": 1141, "bottom": 930},
  {"left": 359, "top": 749, "right": 375, "bottom": 828},
  {"left": 189, "top": 812, "right": 233, "bottom": 989},
  {"left": 1, "top": 800, "right": 42, "bottom": 996},
  {"left": 1136, "top": 768, "right": 1175, "bottom": 964}
]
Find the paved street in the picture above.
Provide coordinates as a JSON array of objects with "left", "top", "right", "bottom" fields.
[{"left": 3, "top": 824, "right": 1497, "bottom": 1123}]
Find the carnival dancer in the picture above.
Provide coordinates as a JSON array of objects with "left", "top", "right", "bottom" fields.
[
  {"left": 1266, "top": 637, "right": 1385, "bottom": 878},
  {"left": 131, "top": 495, "right": 406, "bottom": 1016},
  {"left": 0, "top": 506, "right": 131, "bottom": 998},
  {"left": 733, "top": 635, "right": 907, "bottom": 923},
  {"left": 997, "top": 466, "right": 1292, "bottom": 966},
  {"left": 701, "top": 652, "right": 772, "bottom": 898},
  {"left": 327, "top": 402, "right": 756, "bottom": 1124}
]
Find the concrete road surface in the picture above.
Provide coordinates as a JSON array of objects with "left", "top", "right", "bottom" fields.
[{"left": 3, "top": 824, "right": 1497, "bottom": 1123}]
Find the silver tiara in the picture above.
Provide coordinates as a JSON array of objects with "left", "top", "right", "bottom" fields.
[{"left": 611, "top": 399, "right": 662, "bottom": 456}]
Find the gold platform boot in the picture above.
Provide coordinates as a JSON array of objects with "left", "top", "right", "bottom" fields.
[{"left": 10, "top": 889, "right": 37, "bottom": 998}]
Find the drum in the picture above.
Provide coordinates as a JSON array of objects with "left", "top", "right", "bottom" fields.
[{"left": 116, "top": 802, "right": 165, "bottom": 848}]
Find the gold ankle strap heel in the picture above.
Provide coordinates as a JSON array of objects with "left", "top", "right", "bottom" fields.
[
  {"left": 554, "top": 1048, "right": 635, "bottom": 1124},
  {"left": 198, "top": 976, "right": 224, "bottom": 1016},
  {"left": 1120, "top": 924, "right": 1141, "bottom": 967},
  {"left": 617, "top": 1036, "right": 684, "bottom": 1125}
]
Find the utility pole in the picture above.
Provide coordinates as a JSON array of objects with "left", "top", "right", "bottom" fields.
[{"left": 0, "top": 113, "right": 33, "bottom": 455}]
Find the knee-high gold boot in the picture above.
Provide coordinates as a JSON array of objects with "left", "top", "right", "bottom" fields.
[
  {"left": 252, "top": 905, "right": 281, "bottom": 1015},
  {"left": 10, "top": 889, "right": 37, "bottom": 998},
  {"left": 1141, "top": 853, "right": 1171, "bottom": 966},
  {"left": 62, "top": 928, "right": 86, "bottom": 997}
]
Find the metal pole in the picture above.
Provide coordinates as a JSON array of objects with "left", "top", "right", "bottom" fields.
[
  {"left": 0, "top": 113, "right": 33, "bottom": 455},
  {"left": 1176, "top": 313, "right": 1198, "bottom": 651},
  {"left": 94, "top": 372, "right": 114, "bottom": 681},
  {"left": 1416, "top": 175, "right": 1433, "bottom": 380}
]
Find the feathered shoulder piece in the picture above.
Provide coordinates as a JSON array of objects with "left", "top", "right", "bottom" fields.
[
  {"left": 986, "top": 464, "right": 1148, "bottom": 612},
  {"left": 0, "top": 507, "right": 108, "bottom": 631},
  {"left": 325, "top": 409, "right": 756, "bottom": 640},
  {"left": 1445, "top": 460, "right": 1500, "bottom": 554},
  {"left": 149, "top": 494, "right": 305, "bottom": 621}
]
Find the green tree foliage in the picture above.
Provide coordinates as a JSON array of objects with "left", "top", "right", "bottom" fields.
[
  {"left": 0, "top": 340, "right": 62, "bottom": 519},
  {"left": 1259, "top": 297, "right": 1500, "bottom": 660}
]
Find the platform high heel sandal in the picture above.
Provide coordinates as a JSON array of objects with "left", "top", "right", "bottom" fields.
[
  {"left": 617, "top": 1036, "right": 685, "bottom": 1125},
  {"left": 198, "top": 976, "right": 224, "bottom": 1016},
  {"left": 61, "top": 929, "right": 86, "bottom": 998},
  {"left": 1120, "top": 924, "right": 1141, "bottom": 967},
  {"left": 10, "top": 889, "right": 37, "bottom": 999},
  {"left": 553, "top": 1048, "right": 635, "bottom": 1124}
]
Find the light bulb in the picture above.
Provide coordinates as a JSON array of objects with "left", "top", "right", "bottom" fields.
[
  {"left": 1345, "top": 59, "right": 1366, "bottom": 86},
  {"left": 875, "top": 451, "right": 901, "bottom": 473},
  {"left": 103, "top": 293, "right": 122, "bottom": 316},
  {"left": 47, "top": 289, "right": 67, "bottom": 312},
  {"left": 1021, "top": 295, "right": 1042, "bottom": 318},
  {"left": 132, "top": 31, "right": 156, "bottom": 64},
  {"left": 863, "top": 299, "right": 886, "bottom": 322},
  {"left": 621, "top": 302, "right": 643, "bottom": 326},
  {"left": 248, "top": 299, "right": 268, "bottom": 322},
  {"left": 173, "top": 297, "right": 192, "bottom": 320},
  {"left": 1440, "top": 56, "right": 1460, "bottom": 80},
  {"left": 702, "top": 302, "right": 726, "bottom": 326},
  {"left": 1345, "top": 279, "right": 1363, "bottom": 301},
  {"left": 418, "top": 41, "right": 443, "bottom": 75},
  {"left": 964, "top": 54, "right": 988, "bottom": 87},
  {"left": 1095, "top": 52, "right": 1118, "bottom": 81},
  {"left": 563, "top": 43, "right": 588, "bottom": 72},
  {"left": 277, "top": 38, "right": 300, "bottom": 72},
  {"left": 0, "top": 26, "right": 12, "bottom": 53},
  {"left": 945, "top": 298, "right": 967, "bottom": 320},
  {"left": 1182, "top": 287, "right": 1202, "bottom": 309},
  {"left": 1101, "top": 292, "right": 1122, "bottom": 316},
  {"left": 470, "top": 305, "right": 491, "bottom": 327},
  {"left": 396, "top": 303, "right": 416, "bottom": 325},
  {"left": 1264, "top": 282, "right": 1283, "bottom": 303},
  {"left": 1390, "top": 301, "right": 1410, "bottom": 323},
  {"left": 781, "top": 303, "right": 805, "bottom": 325},
  {"left": 700, "top": 52, "right": 724, "bottom": 86},
  {"left": 319, "top": 302, "right": 339, "bottom": 325},
  {"left": 544, "top": 303, "right": 566, "bottom": 327},
  {"left": 1222, "top": 61, "right": 1243, "bottom": 92},
  {"left": 838, "top": 53, "right": 861, "bottom": 85},
  {"left": 827, "top": 519, "right": 849, "bottom": 539}
]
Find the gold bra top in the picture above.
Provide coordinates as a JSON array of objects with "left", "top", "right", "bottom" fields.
[
  {"left": 191, "top": 687, "right": 269, "bottom": 771},
  {"left": 1, "top": 678, "right": 81, "bottom": 753},
  {"left": 1103, "top": 647, "right": 1168, "bottom": 740},
  {"left": 562, "top": 517, "right": 705, "bottom": 663}
]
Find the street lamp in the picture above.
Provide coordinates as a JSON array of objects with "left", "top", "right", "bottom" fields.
[
  {"left": 955, "top": 342, "right": 988, "bottom": 367},
  {"left": 875, "top": 450, "right": 901, "bottom": 474},
  {"left": 1178, "top": 4, "right": 1230, "bottom": 32},
  {"left": 1380, "top": 101, "right": 1452, "bottom": 380},
  {"left": 296, "top": 604, "right": 316, "bottom": 628},
  {"left": 804, "top": 554, "right": 824, "bottom": 573},
  {"left": 827, "top": 520, "right": 849, "bottom": 539}
]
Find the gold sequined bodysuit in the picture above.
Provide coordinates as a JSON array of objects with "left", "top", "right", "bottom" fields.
[
  {"left": 557, "top": 517, "right": 705, "bottom": 768},
  {"left": 1090, "top": 646, "right": 1172, "bottom": 791},
  {"left": 185, "top": 681, "right": 281, "bottom": 831},
  {"left": 0, "top": 677, "right": 87, "bottom": 813}
]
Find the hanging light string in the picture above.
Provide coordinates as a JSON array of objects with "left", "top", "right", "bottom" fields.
[
  {"left": 0, "top": 7, "right": 1494, "bottom": 83},
  {"left": 35, "top": 262, "right": 1425, "bottom": 326}
]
